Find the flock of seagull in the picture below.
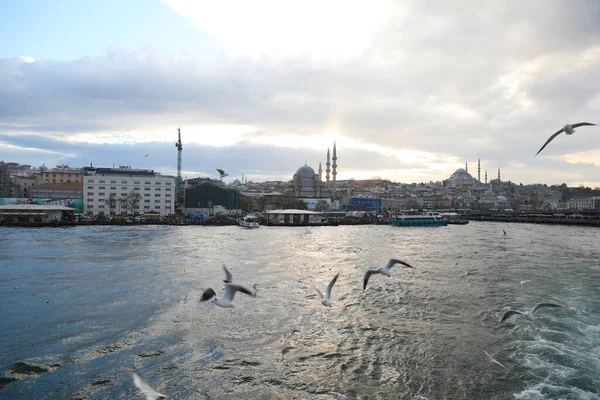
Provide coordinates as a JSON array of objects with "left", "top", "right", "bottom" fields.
[{"left": 132, "top": 252, "right": 566, "bottom": 399}]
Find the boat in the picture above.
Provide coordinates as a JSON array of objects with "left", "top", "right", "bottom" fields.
[
  {"left": 388, "top": 212, "right": 448, "bottom": 227},
  {"left": 239, "top": 215, "right": 260, "bottom": 229}
]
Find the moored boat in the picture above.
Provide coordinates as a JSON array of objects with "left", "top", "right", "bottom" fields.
[
  {"left": 389, "top": 212, "right": 448, "bottom": 227},
  {"left": 239, "top": 215, "right": 260, "bottom": 228}
]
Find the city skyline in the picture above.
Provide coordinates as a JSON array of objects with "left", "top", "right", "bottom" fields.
[{"left": 1, "top": 1, "right": 600, "bottom": 186}]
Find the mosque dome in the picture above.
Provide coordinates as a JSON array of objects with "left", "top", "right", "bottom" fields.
[
  {"left": 454, "top": 168, "right": 467, "bottom": 175},
  {"left": 296, "top": 165, "right": 316, "bottom": 175}
]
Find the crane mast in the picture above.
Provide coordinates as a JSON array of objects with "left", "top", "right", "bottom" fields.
[{"left": 175, "top": 128, "right": 183, "bottom": 207}]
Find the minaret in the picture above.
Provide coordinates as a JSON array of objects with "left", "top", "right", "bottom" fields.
[
  {"left": 485, "top": 170, "right": 488, "bottom": 184},
  {"left": 326, "top": 148, "right": 331, "bottom": 183},
  {"left": 477, "top": 158, "right": 481, "bottom": 182},
  {"left": 498, "top": 168, "right": 501, "bottom": 182},
  {"left": 332, "top": 140, "right": 337, "bottom": 197},
  {"left": 318, "top": 162, "right": 322, "bottom": 181},
  {"left": 465, "top": 161, "right": 468, "bottom": 173}
]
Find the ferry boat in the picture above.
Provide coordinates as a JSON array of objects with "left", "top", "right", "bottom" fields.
[
  {"left": 239, "top": 214, "right": 260, "bottom": 229},
  {"left": 389, "top": 212, "right": 448, "bottom": 227}
]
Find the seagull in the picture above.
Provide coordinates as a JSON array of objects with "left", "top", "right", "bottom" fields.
[
  {"left": 223, "top": 264, "right": 233, "bottom": 283},
  {"left": 518, "top": 280, "right": 531, "bottom": 289},
  {"left": 144, "top": 154, "right": 149, "bottom": 157},
  {"left": 499, "top": 302, "right": 564, "bottom": 323},
  {"left": 535, "top": 122, "right": 596, "bottom": 156},
  {"left": 200, "top": 283, "right": 254, "bottom": 308},
  {"left": 132, "top": 372, "right": 167, "bottom": 400},
  {"left": 314, "top": 273, "right": 339, "bottom": 307},
  {"left": 216, "top": 168, "right": 229, "bottom": 179},
  {"left": 483, "top": 350, "right": 506, "bottom": 369},
  {"left": 503, "top": 230, "right": 507, "bottom": 235},
  {"left": 363, "top": 259, "right": 414, "bottom": 291}
]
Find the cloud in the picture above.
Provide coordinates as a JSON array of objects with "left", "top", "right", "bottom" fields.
[{"left": 1, "top": 1, "right": 600, "bottom": 186}]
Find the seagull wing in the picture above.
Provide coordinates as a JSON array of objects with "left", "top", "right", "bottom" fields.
[
  {"left": 222, "top": 264, "right": 233, "bottom": 283},
  {"left": 133, "top": 372, "right": 167, "bottom": 400},
  {"left": 314, "top": 286, "right": 324, "bottom": 301},
  {"left": 535, "top": 128, "right": 565, "bottom": 156},
  {"left": 223, "top": 283, "right": 253, "bottom": 302},
  {"left": 387, "top": 258, "right": 415, "bottom": 270},
  {"left": 217, "top": 168, "right": 224, "bottom": 174},
  {"left": 499, "top": 309, "right": 525, "bottom": 322},
  {"left": 531, "top": 302, "right": 564, "bottom": 314},
  {"left": 200, "top": 288, "right": 217, "bottom": 302},
  {"left": 571, "top": 122, "right": 596, "bottom": 128},
  {"left": 325, "top": 273, "right": 339, "bottom": 302},
  {"left": 483, "top": 350, "right": 506, "bottom": 369},
  {"left": 363, "top": 269, "right": 380, "bottom": 291}
]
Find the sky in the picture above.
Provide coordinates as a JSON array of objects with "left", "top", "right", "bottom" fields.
[{"left": 1, "top": 0, "right": 600, "bottom": 187}]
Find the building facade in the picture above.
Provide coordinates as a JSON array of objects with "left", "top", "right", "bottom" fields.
[
  {"left": 83, "top": 166, "right": 175, "bottom": 216},
  {"left": 40, "top": 165, "right": 84, "bottom": 184},
  {"left": 30, "top": 182, "right": 83, "bottom": 200},
  {"left": 0, "top": 162, "right": 11, "bottom": 198}
]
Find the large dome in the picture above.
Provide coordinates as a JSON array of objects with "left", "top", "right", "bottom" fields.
[{"left": 296, "top": 165, "right": 316, "bottom": 175}]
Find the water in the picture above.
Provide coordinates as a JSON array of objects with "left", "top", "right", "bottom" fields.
[{"left": 1, "top": 223, "right": 599, "bottom": 399}]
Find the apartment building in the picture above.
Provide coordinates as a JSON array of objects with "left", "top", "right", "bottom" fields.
[
  {"left": 83, "top": 166, "right": 175, "bottom": 216},
  {"left": 39, "top": 165, "right": 84, "bottom": 184}
]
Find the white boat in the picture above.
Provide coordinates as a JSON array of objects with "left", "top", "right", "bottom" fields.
[
  {"left": 389, "top": 212, "right": 448, "bottom": 227},
  {"left": 239, "top": 215, "right": 260, "bottom": 228}
]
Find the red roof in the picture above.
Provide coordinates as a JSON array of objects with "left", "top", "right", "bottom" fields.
[{"left": 36, "top": 182, "right": 83, "bottom": 189}]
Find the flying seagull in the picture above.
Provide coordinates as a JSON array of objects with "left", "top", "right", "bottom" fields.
[
  {"left": 363, "top": 259, "right": 414, "bottom": 291},
  {"left": 483, "top": 350, "right": 506, "bottom": 369},
  {"left": 223, "top": 264, "right": 233, "bottom": 283},
  {"left": 518, "top": 280, "right": 531, "bottom": 289},
  {"left": 314, "top": 273, "right": 339, "bottom": 307},
  {"left": 217, "top": 168, "right": 229, "bottom": 179},
  {"left": 200, "top": 283, "right": 254, "bottom": 308},
  {"left": 132, "top": 372, "right": 167, "bottom": 400},
  {"left": 144, "top": 154, "right": 149, "bottom": 157},
  {"left": 503, "top": 230, "right": 507, "bottom": 235},
  {"left": 499, "top": 302, "right": 564, "bottom": 323},
  {"left": 535, "top": 122, "right": 596, "bottom": 156}
]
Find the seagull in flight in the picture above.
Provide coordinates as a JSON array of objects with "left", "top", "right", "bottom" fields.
[
  {"left": 314, "top": 273, "right": 339, "bottom": 307},
  {"left": 483, "top": 350, "right": 506, "bottom": 369},
  {"left": 499, "top": 302, "right": 564, "bottom": 323},
  {"left": 144, "top": 154, "right": 149, "bottom": 157},
  {"left": 503, "top": 230, "right": 507, "bottom": 235},
  {"left": 132, "top": 372, "right": 167, "bottom": 400},
  {"left": 535, "top": 122, "right": 596, "bottom": 156},
  {"left": 363, "top": 259, "right": 414, "bottom": 291},
  {"left": 216, "top": 168, "right": 229, "bottom": 179},
  {"left": 200, "top": 283, "right": 254, "bottom": 308},
  {"left": 519, "top": 280, "right": 531, "bottom": 289}
]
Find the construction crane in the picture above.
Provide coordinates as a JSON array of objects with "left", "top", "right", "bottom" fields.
[{"left": 175, "top": 128, "right": 183, "bottom": 207}]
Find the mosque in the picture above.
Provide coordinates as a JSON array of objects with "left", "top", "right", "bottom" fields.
[{"left": 290, "top": 140, "right": 338, "bottom": 199}]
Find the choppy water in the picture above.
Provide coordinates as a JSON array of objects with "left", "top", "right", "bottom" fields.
[{"left": 1, "top": 223, "right": 599, "bottom": 399}]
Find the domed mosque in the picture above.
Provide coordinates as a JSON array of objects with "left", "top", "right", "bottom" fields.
[{"left": 292, "top": 140, "right": 338, "bottom": 198}]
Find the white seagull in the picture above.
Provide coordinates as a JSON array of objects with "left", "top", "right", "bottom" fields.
[
  {"left": 483, "top": 350, "right": 506, "bottom": 369},
  {"left": 216, "top": 168, "right": 229, "bottom": 179},
  {"left": 499, "top": 302, "right": 564, "bottom": 323},
  {"left": 314, "top": 273, "right": 339, "bottom": 307},
  {"left": 132, "top": 372, "right": 167, "bottom": 400},
  {"left": 535, "top": 122, "right": 596, "bottom": 156},
  {"left": 363, "top": 259, "right": 414, "bottom": 291},
  {"left": 200, "top": 283, "right": 254, "bottom": 308},
  {"left": 518, "top": 280, "right": 531, "bottom": 289}
]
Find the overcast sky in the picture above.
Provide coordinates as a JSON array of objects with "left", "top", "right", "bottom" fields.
[{"left": 1, "top": 0, "right": 600, "bottom": 187}]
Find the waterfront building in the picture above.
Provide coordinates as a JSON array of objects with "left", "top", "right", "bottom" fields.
[
  {"left": 0, "top": 162, "right": 10, "bottom": 198},
  {"left": 30, "top": 182, "right": 83, "bottom": 200},
  {"left": 184, "top": 181, "right": 240, "bottom": 215},
  {"left": 0, "top": 204, "right": 76, "bottom": 224},
  {"left": 83, "top": 166, "right": 175, "bottom": 216},
  {"left": 39, "top": 165, "right": 84, "bottom": 184},
  {"left": 10, "top": 175, "right": 39, "bottom": 198}
]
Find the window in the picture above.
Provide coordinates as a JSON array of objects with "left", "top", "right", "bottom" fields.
[
  {"left": 98, "top": 205, "right": 105, "bottom": 209},
  {"left": 87, "top": 186, "right": 94, "bottom": 189},
  {"left": 121, "top": 187, "right": 127, "bottom": 190},
  {"left": 165, "top": 188, "right": 171, "bottom": 191},
  {"left": 134, "top": 181, "right": 140, "bottom": 184},
  {"left": 155, "top": 188, "right": 161, "bottom": 191},
  {"left": 155, "top": 182, "right": 161, "bottom": 185},
  {"left": 110, "top": 193, "right": 116, "bottom": 196},
  {"left": 155, "top": 206, "right": 161, "bottom": 209},
  {"left": 144, "top": 199, "right": 150, "bottom": 203},
  {"left": 165, "top": 194, "right": 171, "bottom": 197},
  {"left": 89, "top": 179, "right": 95, "bottom": 183},
  {"left": 121, "top": 181, "right": 128, "bottom": 184},
  {"left": 99, "top": 199, "right": 105, "bottom": 203},
  {"left": 87, "top": 198, "right": 94, "bottom": 203},
  {"left": 99, "top": 180, "right": 105, "bottom": 183},
  {"left": 99, "top": 186, "right": 105, "bottom": 189},
  {"left": 155, "top": 200, "right": 161, "bottom": 203},
  {"left": 110, "top": 187, "right": 117, "bottom": 190},
  {"left": 99, "top": 192, "right": 105, "bottom": 196},
  {"left": 144, "top": 194, "right": 150, "bottom": 197},
  {"left": 134, "top": 187, "right": 140, "bottom": 191},
  {"left": 88, "top": 205, "right": 93, "bottom": 208},
  {"left": 144, "top": 181, "right": 151, "bottom": 184},
  {"left": 165, "top": 182, "right": 171, "bottom": 186},
  {"left": 110, "top": 180, "right": 117, "bottom": 183},
  {"left": 87, "top": 192, "right": 94, "bottom": 195},
  {"left": 155, "top": 194, "right": 161, "bottom": 197},
  {"left": 144, "top": 188, "right": 150, "bottom": 191},
  {"left": 144, "top": 205, "right": 150, "bottom": 209}
]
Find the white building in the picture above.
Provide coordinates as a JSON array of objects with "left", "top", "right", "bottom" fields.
[{"left": 83, "top": 166, "right": 176, "bottom": 216}]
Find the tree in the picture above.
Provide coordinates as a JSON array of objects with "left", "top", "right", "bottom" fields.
[
  {"left": 315, "top": 200, "right": 330, "bottom": 211},
  {"left": 294, "top": 199, "right": 308, "bottom": 210},
  {"left": 126, "top": 191, "right": 141, "bottom": 215},
  {"left": 108, "top": 194, "right": 117, "bottom": 215}
]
